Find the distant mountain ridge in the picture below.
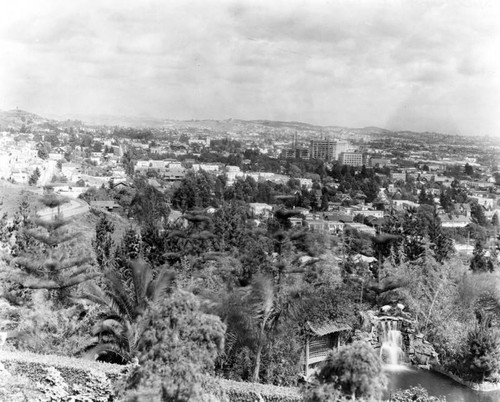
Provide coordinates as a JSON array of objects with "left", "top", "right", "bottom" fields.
[{"left": 0, "top": 108, "right": 467, "bottom": 140}]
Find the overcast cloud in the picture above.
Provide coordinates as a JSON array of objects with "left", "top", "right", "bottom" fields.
[{"left": 0, "top": 0, "right": 499, "bottom": 136}]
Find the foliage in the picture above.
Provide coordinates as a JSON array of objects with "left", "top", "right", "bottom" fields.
[
  {"left": 129, "top": 178, "right": 170, "bottom": 227},
  {"left": 470, "top": 202, "right": 487, "bottom": 226},
  {"left": 29, "top": 167, "right": 41, "bottom": 186},
  {"left": 213, "top": 274, "right": 278, "bottom": 383},
  {"left": 36, "top": 366, "right": 113, "bottom": 402},
  {"left": 391, "top": 386, "right": 446, "bottom": 402},
  {"left": 3, "top": 290, "right": 103, "bottom": 356},
  {"left": 0, "top": 362, "right": 43, "bottom": 401},
  {"left": 172, "top": 171, "right": 216, "bottom": 211},
  {"left": 3, "top": 195, "right": 97, "bottom": 304},
  {"left": 312, "top": 341, "right": 386, "bottom": 400},
  {"left": 302, "top": 383, "right": 355, "bottom": 402},
  {"left": 470, "top": 240, "right": 494, "bottom": 273},
  {"left": 93, "top": 213, "right": 115, "bottom": 270},
  {"left": 0, "top": 351, "right": 120, "bottom": 401},
  {"left": 79, "top": 259, "right": 175, "bottom": 364},
  {"left": 119, "top": 290, "right": 226, "bottom": 402},
  {"left": 212, "top": 377, "right": 301, "bottom": 402},
  {"left": 462, "top": 317, "right": 500, "bottom": 382}
]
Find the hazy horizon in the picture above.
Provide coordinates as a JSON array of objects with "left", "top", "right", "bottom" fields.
[{"left": 1, "top": 0, "right": 499, "bottom": 137}]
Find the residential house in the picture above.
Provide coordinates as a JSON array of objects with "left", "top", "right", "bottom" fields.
[
  {"left": 441, "top": 214, "right": 471, "bottom": 228},
  {"left": 90, "top": 201, "right": 120, "bottom": 211},
  {"left": 249, "top": 203, "right": 273, "bottom": 218}
]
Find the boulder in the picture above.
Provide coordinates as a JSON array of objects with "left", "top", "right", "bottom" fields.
[{"left": 408, "top": 334, "right": 439, "bottom": 365}]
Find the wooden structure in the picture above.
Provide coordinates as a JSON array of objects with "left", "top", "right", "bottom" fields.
[{"left": 304, "top": 321, "right": 351, "bottom": 376}]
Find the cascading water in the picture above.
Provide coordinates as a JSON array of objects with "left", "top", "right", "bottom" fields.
[{"left": 379, "top": 320, "right": 404, "bottom": 368}]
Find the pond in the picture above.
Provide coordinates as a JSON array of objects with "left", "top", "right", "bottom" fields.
[{"left": 384, "top": 366, "right": 500, "bottom": 402}]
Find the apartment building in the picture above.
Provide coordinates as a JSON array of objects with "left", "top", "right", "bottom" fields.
[
  {"left": 310, "top": 140, "right": 348, "bottom": 161},
  {"left": 339, "top": 152, "right": 364, "bottom": 167}
]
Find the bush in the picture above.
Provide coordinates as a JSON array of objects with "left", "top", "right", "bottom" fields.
[
  {"left": 391, "top": 385, "right": 446, "bottom": 401},
  {"left": 0, "top": 349, "right": 122, "bottom": 386},
  {"left": 462, "top": 321, "right": 500, "bottom": 382},
  {"left": 4, "top": 290, "right": 104, "bottom": 357},
  {"left": 0, "top": 357, "right": 118, "bottom": 402},
  {"left": 119, "top": 291, "right": 226, "bottom": 402},
  {"left": 310, "top": 341, "right": 386, "bottom": 401},
  {"left": 211, "top": 378, "right": 301, "bottom": 402},
  {"left": 0, "top": 361, "right": 43, "bottom": 401}
]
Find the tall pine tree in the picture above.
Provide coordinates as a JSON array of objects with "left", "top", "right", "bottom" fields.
[{"left": 5, "top": 195, "right": 98, "bottom": 304}]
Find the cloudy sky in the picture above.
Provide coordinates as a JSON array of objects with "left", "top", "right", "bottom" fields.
[{"left": 1, "top": 0, "right": 499, "bottom": 136}]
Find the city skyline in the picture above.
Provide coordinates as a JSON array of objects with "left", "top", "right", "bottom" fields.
[{"left": 1, "top": 0, "right": 499, "bottom": 137}]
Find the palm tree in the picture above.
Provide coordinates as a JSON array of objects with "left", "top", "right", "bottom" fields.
[
  {"left": 79, "top": 259, "right": 175, "bottom": 363},
  {"left": 249, "top": 275, "right": 275, "bottom": 382},
  {"left": 209, "top": 274, "right": 277, "bottom": 382}
]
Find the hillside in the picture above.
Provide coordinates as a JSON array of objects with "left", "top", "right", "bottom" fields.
[
  {"left": 0, "top": 109, "right": 51, "bottom": 131},
  {"left": 1, "top": 108, "right": 470, "bottom": 142}
]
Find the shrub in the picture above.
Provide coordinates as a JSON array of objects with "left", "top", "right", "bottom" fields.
[
  {"left": 310, "top": 341, "right": 387, "bottom": 401},
  {"left": 0, "top": 361, "right": 43, "bottom": 401},
  {"left": 211, "top": 378, "right": 301, "bottom": 402},
  {"left": 391, "top": 385, "right": 446, "bottom": 401},
  {"left": 0, "top": 349, "right": 122, "bottom": 397},
  {"left": 119, "top": 290, "right": 226, "bottom": 401},
  {"left": 462, "top": 321, "right": 500, "bottom": 382},
  {"left": 36, "top": 366, "right": 114, "bottom": 402},
  {"left": 5, "top": 290, "right": 104, "bottom": 357}
]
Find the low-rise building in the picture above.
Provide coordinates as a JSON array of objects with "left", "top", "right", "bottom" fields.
[{"left": 249, "top": 203, "right": 273, "bottom": 218}]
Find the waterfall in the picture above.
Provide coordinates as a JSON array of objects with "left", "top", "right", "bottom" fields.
[{"left": 379, "top": 320, "right": 404, "bottom": 367}]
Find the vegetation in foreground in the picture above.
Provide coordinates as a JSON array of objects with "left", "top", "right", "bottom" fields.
[{"left": 0, "top": 164, "right": 499, "bottom": 401}]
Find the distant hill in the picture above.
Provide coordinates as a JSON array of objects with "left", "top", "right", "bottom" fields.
[
  {"left": 1, "top": 108, "right": 468, "bottom": 141},
  {"left": 0, "top": 109, "right": 49, "bottom": 130}
]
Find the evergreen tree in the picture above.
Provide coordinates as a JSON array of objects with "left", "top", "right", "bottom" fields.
[
  {"left": 428, "top": 208, "right": 453, "bottom": 263},
  {"left": 471, "top": 202, "right": 487, "bottom": 226},
  {"left": 28, "top": 167, "right": 41, "bottom": 186},
  {"left": 464, "top": 163, "right": 474, "bottom": 176},
  {"left": 462, "top": 317, "right": 500, "bottom": 382},
  {"left": 5, "top": 195, "right": 98, "bottom": 304},
  {"left": 92, "top": 213, "right": 115, "bottom": 270},
  {"left": 418, "top": 187, "right": 432, "bottom": 205},
  {"left": 492, "top": 212, "right": 499, "bottom": 228},
  {"left": 470, "top": 240, "right": 493, "bottom": 273},
  {"left": 9, "top": 198, "right": 37, "bottom": 256},
  {"left": 439, "top": 188, "right": 453, "bottom": 212},
  {"left": 114, "top": 227, "right": 142, "bottom": 288}
]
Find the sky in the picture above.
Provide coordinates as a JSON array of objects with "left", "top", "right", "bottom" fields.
[{"left": 0, "top": 0, "right": 499, "bottom": 136}]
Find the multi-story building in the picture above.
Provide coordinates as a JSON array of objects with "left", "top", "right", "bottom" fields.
[
  {"left": 281, "top": 147, "right": 311, "bottom": 159},
  {"left": 309, "top": 140, "right": 349, "bottom": 161},
  {"left": 370, "top": 158, "right": 391, "bottom": 167},
  {"left": 339, "top": 152, "right": 364, "bottom": 166},
  {"left": 296, "top": 147, "right": 310, "bottom": 159}
]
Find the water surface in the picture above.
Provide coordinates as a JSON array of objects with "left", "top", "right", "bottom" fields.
[{"left": 384, "top": 366, "right": 500, "bottom": 402}]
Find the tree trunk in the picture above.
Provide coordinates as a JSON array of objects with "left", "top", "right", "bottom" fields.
[{"left": 252, "top": 326, "right": 265, "bottom": 382}]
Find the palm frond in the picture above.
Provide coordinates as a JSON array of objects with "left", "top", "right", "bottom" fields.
[
  {"left": 130, "top": 259, "right": 152, "bottom": 308},
  {"left": 91, "top": 318, "right": 125, "bottom": 338},
  {"left": 81, "top": 342, "right": 129, "bottom": 362},
  {"left": 248, "top": 275, "right": 274, "bottom": 324},
  {"left": 59, "top": 272, "right": 99, "bottom": 289},
  {"left": 148, "top": 267, "right": 176, "bottom": 302},
  {"left": 104, "top": 269, "right": 134, "bottom": 319},
  {"left": 78, "top": 282, "right": 126, "bottom": 317}
]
